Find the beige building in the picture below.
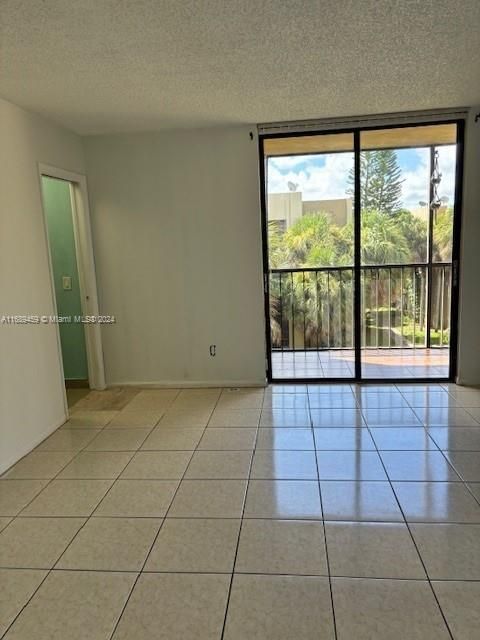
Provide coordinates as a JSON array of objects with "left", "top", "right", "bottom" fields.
[
  {"left": 268, "top": 191, "right": 353, "bottom": 229},
  {"left": 302, "top": 197, "right": 353, "bottom": 225},
  {"left": 267, "top": 191, "right": 303, "bottom": 228}
]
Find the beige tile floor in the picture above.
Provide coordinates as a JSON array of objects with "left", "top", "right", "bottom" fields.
[{"left": 1, "top": 383, "right": 480, "bottom": 638}]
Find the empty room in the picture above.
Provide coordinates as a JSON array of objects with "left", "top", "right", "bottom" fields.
[{"left": 1, "top": 1, "right": 480, "bottom": 639}]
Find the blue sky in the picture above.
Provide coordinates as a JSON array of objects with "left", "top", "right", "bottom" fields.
[{"left": 267, "top": 145, "right": 456, "bottom": 210}]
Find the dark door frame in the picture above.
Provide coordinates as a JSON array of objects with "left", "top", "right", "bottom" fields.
[{"left": 259, "top": 118, "right": 465, "bottom": 384}]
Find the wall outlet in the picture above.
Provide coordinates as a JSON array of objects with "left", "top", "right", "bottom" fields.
[{"left": 62, "top": 275, "right": 72, "bottom": 290}]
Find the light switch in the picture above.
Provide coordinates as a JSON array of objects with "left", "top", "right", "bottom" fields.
[{"left": 62, "top": 275, "right": 72, "bottom": 290}]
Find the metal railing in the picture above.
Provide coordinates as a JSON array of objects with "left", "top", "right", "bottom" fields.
[{"left": 269, "top": 263, "right": 451, "bottom": 351}]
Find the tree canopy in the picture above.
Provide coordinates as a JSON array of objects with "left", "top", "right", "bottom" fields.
[
  {"left": 347, "top": 149, "right": 404, "bottom": 214},
  {"left": 268, "top": 206, "right": 446, "bottom": 268},
  {"left": 268, "top": 148, "right": 454, "bottom": 350},
  {"left": 270, "top": 146, "right": 453, "bottom": 268}
]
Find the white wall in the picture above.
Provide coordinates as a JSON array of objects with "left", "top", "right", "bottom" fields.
[
  {"left": 0, "top": 97, "right": 86, "bottom": 473},
  {"left": 84, "top": 127, "right": 266, "bottom": 387},
  {"left": 457, "top": 107, "right": 480, "bottom": 385}
]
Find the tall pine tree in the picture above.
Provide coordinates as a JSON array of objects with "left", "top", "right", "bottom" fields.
[{"left": 347, "top": 149, "right": 404, "bottom": 214}]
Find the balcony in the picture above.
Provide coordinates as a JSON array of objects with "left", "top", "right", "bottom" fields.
[{"left": 269, "top": 263, "right": 451, "bottom": 379}]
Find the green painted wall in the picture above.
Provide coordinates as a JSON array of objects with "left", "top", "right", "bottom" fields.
[{"left": 42, "top": 176, "right": 88, "bottom": 380}]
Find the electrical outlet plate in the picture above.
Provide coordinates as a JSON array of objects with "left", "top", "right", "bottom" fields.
[{"left": 62, "top": 275, "right": 72, "bottom": 290}]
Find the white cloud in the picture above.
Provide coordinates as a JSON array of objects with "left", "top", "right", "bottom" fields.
[
  {"left": 268, "top": 153, "right": 353, "bottom": 201},
  {"left": 400, "top": 145, "right": 457, "bottom": 209},
  {"left": 269, "top": 155, "right": 317, "bottom": 171},
  {"left": 436, "top": 145, "right": 457, "bottom": 205},
  {"left": 268, "top": 145, "right": 458, "bottom": 209},
  {"left": 400, "top": 148, "right": 430, "bottom": 208}
]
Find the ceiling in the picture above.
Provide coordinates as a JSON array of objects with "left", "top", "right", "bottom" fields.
[{"left": 1, "top": 0, "right": 479, "bottom": 135}]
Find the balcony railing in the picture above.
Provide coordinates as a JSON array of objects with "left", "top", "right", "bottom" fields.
[{"left": 269, "top": 263, "right": 451, "bottom": 351}]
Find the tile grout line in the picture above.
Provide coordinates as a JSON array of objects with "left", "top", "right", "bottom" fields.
[
  {"left": 357, "top": 403, "right": 456, "bottom": 640},
  {"left": 50, "top": 458, "right": 138, "bottom": 571},
  {"left": 0, "top": 394, "right": 166, "bottom": 640},
  {"left": 83, "top": 425, "right": 160, "bottom": 518},
  {"left": 309, "top": 388, "right": 339, "bottom": 640},
  {"left": 398, "top": 386, "right": 480, "bottom": 509},
  {"left": 0, "top": 415, "right": 124, "bottom": 639},
  {"left": 2, "top": 564, "right": 480, "bottom": 582},
  {"left": 218, "top": 390, "right": 262, "bottom": 640},
  {"left": 9, "top": 411, "right": 129, "bottom": 516},
  {"left": 7, "top": 514, "right": 480, "bottom": 524},
  {"left": 105, "top": 388, "right": 221, "bottom": 640},
  {"left": 437, "top": 454, "right": 480, "bottom": 509},
  {"left": 3, "top": 391, "right": 158, "bottom": 482}
]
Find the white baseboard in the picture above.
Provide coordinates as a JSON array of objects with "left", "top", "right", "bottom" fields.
[
  {"left": 107, "top": 379, "right": 268, "bottom": 389},
  {"left": 0, "top": 414, "right": 68, "bottom": 476}
]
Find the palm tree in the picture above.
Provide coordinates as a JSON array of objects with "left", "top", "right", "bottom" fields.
[
  {"left": 282, "top": 213, "right": 337, "bottom": 267},
  {"left": 268, "top": 209, "right": 427, "bottom": 349},
  {"left": 432, "top": 207, "right": 453, "bottom": 261},
  {"left": 360, "top": 210, "right": 409, "bottom": 265},
  {"left": 392, "top": 209, "right": 428, "bottom": 262}
]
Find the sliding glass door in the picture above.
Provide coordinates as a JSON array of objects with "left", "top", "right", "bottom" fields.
[
  {"left": 261, "top": 120, "right": 463, "bottom": 382},
  {"left": 264, "top": 132, "right": 355, "bottom": 379}
]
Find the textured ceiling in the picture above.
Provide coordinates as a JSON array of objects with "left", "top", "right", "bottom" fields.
[{"left": 1, "top": 0, "right": 479, "bottom": 135}]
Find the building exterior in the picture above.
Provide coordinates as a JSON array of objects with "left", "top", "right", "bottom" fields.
[
  {"left": 302, "top": 197, "right": 353, "bottom": 225},
  {"left": 268, "top": 191, "right": 353, "bottom": 229}
]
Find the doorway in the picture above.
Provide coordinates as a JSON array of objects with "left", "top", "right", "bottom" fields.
[
  {"left": 40, "top": 165, "right": 106, "bottom": 405},
  {"left": 260, "top": 120, "right": 463, "bottom": 382},
  {"left": 42, "top": 176, "right": 89, "bottom": 388}
]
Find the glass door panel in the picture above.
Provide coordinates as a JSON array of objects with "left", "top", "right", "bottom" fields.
[
  {"left": 359, "top": 124, "right": 457, "bottom": 379},
  {"left": 264, "top": 132, "right": 355, "bottom": 380}
]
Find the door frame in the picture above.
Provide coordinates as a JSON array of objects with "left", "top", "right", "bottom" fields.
[
  {"left": 259, "top": 118, "right": 465, "bottom": 384},
  {"left": 38, "top": 163, "right": 106, "bottom": 405}
]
